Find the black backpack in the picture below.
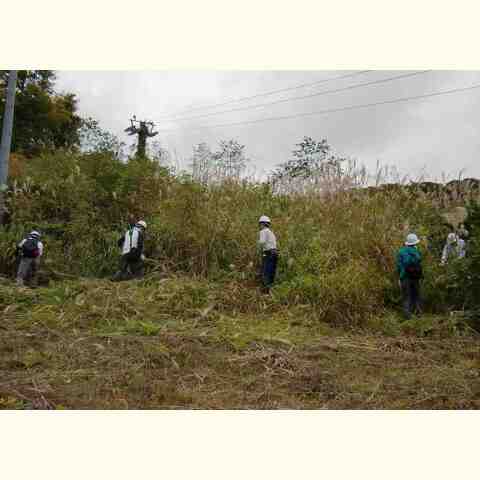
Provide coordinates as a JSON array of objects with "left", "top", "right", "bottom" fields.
[
  {"left": 22, "top": 237, "right": 40, "bottom": 258},
  {"left": 405, "top": 252, "right": 422, "bottom": 279}
]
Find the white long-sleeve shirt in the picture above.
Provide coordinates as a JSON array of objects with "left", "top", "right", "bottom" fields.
[
  {"left": 441, "top": 238, "right": 466, "bottom": 264},
  {"left": 18, "top": 238, "right": 44, "bottom": 257},
  {"left": 457, "top": 238, "right": 466, "bottom": 259},
  {"left": 122, "top": 227, "right": 142, "bottom": 255},
  {"left": 258, "top": 227, "right": 277, "bottom": 252}
]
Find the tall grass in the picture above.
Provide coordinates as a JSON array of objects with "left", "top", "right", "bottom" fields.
[{"left": 1, "top": 150, "right": 478, "bottom": 326}]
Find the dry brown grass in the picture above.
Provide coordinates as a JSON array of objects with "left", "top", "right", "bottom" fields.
[{"left": 1, "top": 277, "right": 478, "bottom": 409}]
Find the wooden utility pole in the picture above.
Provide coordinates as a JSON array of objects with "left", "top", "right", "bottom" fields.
[
  {"left": 124, "top": 115, "right": 158, "bottom": 158},
  {"left": 0, "top": 70, "right": 18, "bottom": 225}
]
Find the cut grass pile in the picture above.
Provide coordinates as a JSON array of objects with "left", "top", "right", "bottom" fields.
[{"left": 1, "top": 275, "right": 479, "bottom": 409}]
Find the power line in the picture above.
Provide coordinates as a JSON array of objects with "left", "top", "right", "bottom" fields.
[
  {"left": 157, "top": 81, "right": 480, "bottom": 133},
  {"left": 158, "top": 71, "right": 430, "bottom": 125},
  {"left": 156, "top": 70, "right": 372, "bottom": 120}
]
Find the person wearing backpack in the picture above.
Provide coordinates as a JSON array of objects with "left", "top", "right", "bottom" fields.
[
  {"left": 257, "top": 215, "right": 278, "bottom": 294},
  {"left": 112, "top": 220, "right": 147, "bottom": 281},
  {"left": 396, "top": 233, "right": 423, "bottom": 320},
  {"left": 16, "top": 231, "right": 44, "bottom": 287}
]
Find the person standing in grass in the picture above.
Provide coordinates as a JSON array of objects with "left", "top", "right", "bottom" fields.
[
  {"left": 396, "top": 233, "right": 423, "bottom": 320},
  {"left": 257, "top": 215, "right": 278, "bottom": 294},
  {"left": 113, "top": 220, "right": 147, "bottom": 281},
  {"left": 441, "top": 232, "right": 465, "bottom": 265},
  {"left": 16, "top": 230, "right": 43, "bottom": 287}
]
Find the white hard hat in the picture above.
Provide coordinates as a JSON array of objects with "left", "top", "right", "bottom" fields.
[
  {"left": 30, "top": 230, "right": 41, "bottom": 238},
  {"left": 447, "top": 232, "right": 457, "bottom": 243},
  {"left": 258, "top": 215, "right": 271, "bottom": 224},
  {"left": 405, "top": 233, "right": 420, "bottom": 246},
  {"left": 136, "top": 220, "right": 147, "bottom": 229}
]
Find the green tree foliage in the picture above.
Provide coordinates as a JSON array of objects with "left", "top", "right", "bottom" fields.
[
  {"left": 0, "top": 70, "right": 82, "bottom": 156},
  {"left": 79, "top": 117, "right": 126, "bottom": 159},
  {"left": 270, "top": 136, "right": 346, "bottom": 194},
  {"left": 273, "top": 137, "right": 343, "bottom": 179}
]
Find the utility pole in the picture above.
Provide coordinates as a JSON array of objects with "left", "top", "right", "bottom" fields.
[
  {"left": 0, "top": 70, "right": 18, "bottom": 225},
  {"left": 124, "top": 115, "right": 158, "bottom": 158}
]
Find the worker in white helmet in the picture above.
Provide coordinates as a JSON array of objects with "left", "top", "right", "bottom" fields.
[
  {"left": 16, "top": 230, "right": 44, "bottom": 287},
  {"left": 396, "top": 233, "right": 423, "bottom": 319},
  {"left": 113, "top": 220, "right": 147, "bottom": 281},
  {"left": 257, "top": 215, "right": 278, "bottom": 293},
  {"left": 441, "top": 232, "right": 465, "bottom": 265}
]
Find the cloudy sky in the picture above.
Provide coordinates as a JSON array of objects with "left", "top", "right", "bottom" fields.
[{"left": 56, "top": 70, "right": 480, "bottom": 180}]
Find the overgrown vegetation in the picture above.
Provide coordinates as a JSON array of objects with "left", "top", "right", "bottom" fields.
[
  {"left": 0, "top": 70, "right": 82, "bottom": 157},
  {"left": 1, "top": 106, "right": 480, "bottom": 408},
  {"left": 2, "top": 138, "right": 480, "bottom": 325}
]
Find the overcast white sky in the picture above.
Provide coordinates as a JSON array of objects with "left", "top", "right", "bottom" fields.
[{"left": 56, "top": 70, "right": 480, "bottom": 180}]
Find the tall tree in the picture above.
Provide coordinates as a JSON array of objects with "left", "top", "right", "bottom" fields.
[
  {"left": 270, "top": 136, "right": 345, "bottom": 194},
  {"left": 0, "top": 70, "right": 82, "bottom": 156},
  {"left": 212, "top": 139, "right": 248, "bottom": 182}
]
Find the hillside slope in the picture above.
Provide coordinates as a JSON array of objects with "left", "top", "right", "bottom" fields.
[{"left": 1, "top": 277, "right": 478, "bottom": 409}]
